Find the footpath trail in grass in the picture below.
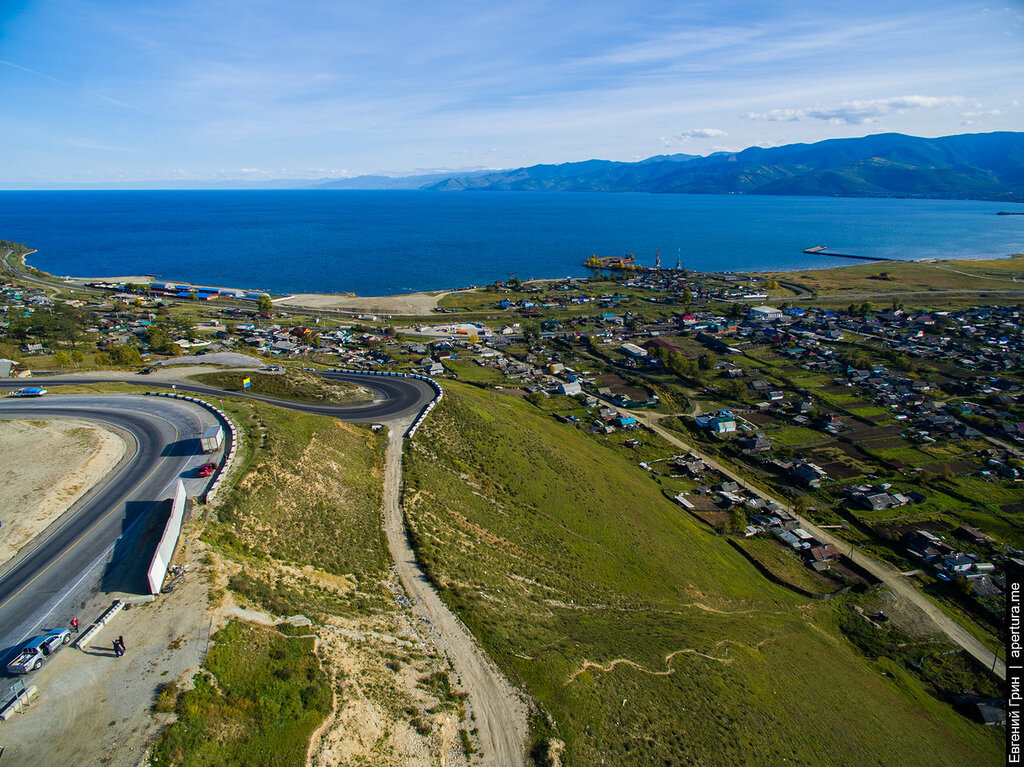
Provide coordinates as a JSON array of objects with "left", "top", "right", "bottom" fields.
[{"left": 403, "top": 382, "right": 1002, "bottom": 766}]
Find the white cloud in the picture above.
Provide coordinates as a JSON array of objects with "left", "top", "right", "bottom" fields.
[
  {"left": 747, "top": 95, "right": 966, "bottom": 125},
  {"left": 661, "top": 128, "right": 727, "bottom": 146}
]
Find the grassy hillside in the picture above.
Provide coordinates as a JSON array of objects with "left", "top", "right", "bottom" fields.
[
  {"left": 191, "top": 369, "right": 371, "bottom": 404},
  {"left": 151, "top": 620, "right": 331, "bottom": 767},
  {"left": 403, "top": 382, "right": 1002, "bottom": 765},
  {"left": 155, "top": 401, "right": 469, "bottom": 765},
  {"left": 763, "top": 255, "right": 1024, "bottom": 298}
]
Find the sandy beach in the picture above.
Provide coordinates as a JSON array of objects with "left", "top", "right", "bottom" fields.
[
  {"left": 66, "top": 275, "right": 155, "bottom": 285},
  {"left": 275, "top": 290, "right": 458, "bottom": 315}
]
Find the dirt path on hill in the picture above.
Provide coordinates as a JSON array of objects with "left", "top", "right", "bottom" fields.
[
  {"left": 634, "top": 412, "right": 1007, "bottom": 680},
  {"left": 382, "top": 424, "right": 528, "bottom": 766}
]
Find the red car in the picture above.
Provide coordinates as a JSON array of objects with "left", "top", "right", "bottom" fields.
[{"left": 197, "top": 462, "right": 217, "bottom": 478}]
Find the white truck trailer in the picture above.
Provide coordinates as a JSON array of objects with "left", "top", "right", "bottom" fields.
[{"left": 200, "top": 424, "right": 224, "bottom": 453}]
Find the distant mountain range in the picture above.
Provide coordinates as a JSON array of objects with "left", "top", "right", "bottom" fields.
[{"left": 318, "top": 132, "right": 1024, "bottom": 202}]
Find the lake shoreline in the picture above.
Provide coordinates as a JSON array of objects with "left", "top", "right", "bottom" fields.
[
  {"left": 20, "top": 248, "right": 1024, "bottom": 316},
  {"left": 5, "top": 191, "right": 1022, "bottom": 296}
]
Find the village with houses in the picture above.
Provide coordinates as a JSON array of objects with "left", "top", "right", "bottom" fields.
[{"left": 2, "top": 251, "right": 1022, "bottom": 730}]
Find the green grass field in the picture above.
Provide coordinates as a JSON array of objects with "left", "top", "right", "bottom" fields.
[
  {"left": 767, "top": 426, "right": 830, "bottom": 447},
  {"left": 403, "top": 382, "right": 1001, "bottom": 766},
  {"left": 763, "top": 255, "right": 1024, "bottom": 297},
  {"left": 206, "top": 402, "right": 389, "bottom": 609},
  {"left": 732, "top": 537, "right": 841, "bottom": 596},
  {"left": 191, "top": 369, "right": 370, "bottom": 403},
  {"left": 150, "top": 621, "right": 331, "bottom": 767},
  {"left": 441, "top": 357, "right": 508, "bottom": 384}
]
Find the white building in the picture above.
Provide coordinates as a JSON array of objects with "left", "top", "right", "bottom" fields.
[
  {"left": 557, "top": 381, "right": 582, "bottom": 396},
  {"left": 749, "top": 305, "right": 783, "bottom": 322}
]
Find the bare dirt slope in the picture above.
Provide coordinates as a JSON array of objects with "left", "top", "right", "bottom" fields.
[
  {"left": 382, "top": 424, "right": 528, "bottom": 766},
  {"left": 276, "top": 291, "right": 451, "bottom": 315},
  {"left": 0, "top": 418, "right": 126, "bottom": 568}
]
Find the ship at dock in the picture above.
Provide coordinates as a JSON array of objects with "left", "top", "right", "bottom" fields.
[{"left": 583, "top": 253, "right": 639, "bottom": 270}]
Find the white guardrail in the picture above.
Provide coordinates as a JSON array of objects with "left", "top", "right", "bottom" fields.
[{"left": 324, "top": 368, "right": 443, "bottom": 439}]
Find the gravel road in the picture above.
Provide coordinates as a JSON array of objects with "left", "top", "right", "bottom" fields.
[{"left": 382, "top": 423, "right": 528, "bottom": 766}]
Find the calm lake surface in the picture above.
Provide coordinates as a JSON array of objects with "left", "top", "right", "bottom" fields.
[{"left": 0, "top": 190, "right": 1021, "bottom": 295}]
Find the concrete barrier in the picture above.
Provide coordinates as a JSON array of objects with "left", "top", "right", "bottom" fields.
[
  {"left": 75, "top": 599, "right": 125, "bottom": 650},
  {"left": 145, "top": 391, "right": 240, "bottom": 504},
  {"left": 146, "top": 481, "right": 187, "bottom": 595},
  {"left": 319, "top": 367, "right": 443, "bottom": 439}
]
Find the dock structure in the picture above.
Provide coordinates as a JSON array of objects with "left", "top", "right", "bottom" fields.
[{"left": 803, "top": 246, "right": 895, "bottom": 262}]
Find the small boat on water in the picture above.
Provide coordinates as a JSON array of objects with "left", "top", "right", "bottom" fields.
[{"left": 804, "top": 245, "right": 828, "bottom": 253}]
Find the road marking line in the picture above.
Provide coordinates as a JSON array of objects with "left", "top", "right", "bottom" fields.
[{"left": 0, "top": 414, "right": 181, "bottom": 612}]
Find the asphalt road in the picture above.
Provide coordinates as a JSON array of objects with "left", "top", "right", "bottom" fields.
[
  {"left": 0, "top": 371, "right": 437, "bottom": 423},
  {"left": 0, "top": 396, "right": 212, "bottom": 667},
  {"left": 0, "top": 373, "right": 434, "bottom": 669}
]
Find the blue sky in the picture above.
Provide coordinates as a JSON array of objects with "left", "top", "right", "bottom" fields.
[{"left": 2, "top": 0, "right": 1022, "bottom": 186}]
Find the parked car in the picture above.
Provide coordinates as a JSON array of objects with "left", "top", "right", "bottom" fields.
[
  {"left": 138, "top": 367, "right": 155, "bottom": 375},
  {"left": 197, "top": 462, "right": 217, "bottom": 478},
  {"left": 6, "top": 628, "right": 71, "bottom": 674}
]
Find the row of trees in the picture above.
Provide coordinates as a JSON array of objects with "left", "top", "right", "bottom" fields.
[
  {"left": 4, "top": 302, "right": 84, "bottom": 347},
  {"left": 646, "top": 345, "right": 714, "bottom": 385}
]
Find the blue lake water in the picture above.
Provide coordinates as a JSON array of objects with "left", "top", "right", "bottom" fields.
[{"left": 0, "top": 190, "right": 1021, "bottom": 295}]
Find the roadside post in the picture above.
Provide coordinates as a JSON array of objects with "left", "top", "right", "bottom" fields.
[{"left": 9, "top": 681, "right": 29, "bottom": 714}]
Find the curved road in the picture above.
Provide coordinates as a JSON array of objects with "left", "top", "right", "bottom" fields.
[
  {"left": 1, "top": 374, "right": 528, "bottom": 764},
  {"left": 0, "top": 371, "right": 437, "bottom": 423},
  {"left": 0, "top": 371, "right": 434, "bottom": 656},
  {"left": 0, "top": 396, "right": 210, "bottom": 661}
]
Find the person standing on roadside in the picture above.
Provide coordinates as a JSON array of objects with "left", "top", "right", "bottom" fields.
[
  {"left": 113, "top": 639, "right": 122, "bottom": 657},
  {"left": 117, "top": 635, "right": 126, "bottom": 654},
  {"left": 70, "top": 617, "right": 79, "bottom": 633}
]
